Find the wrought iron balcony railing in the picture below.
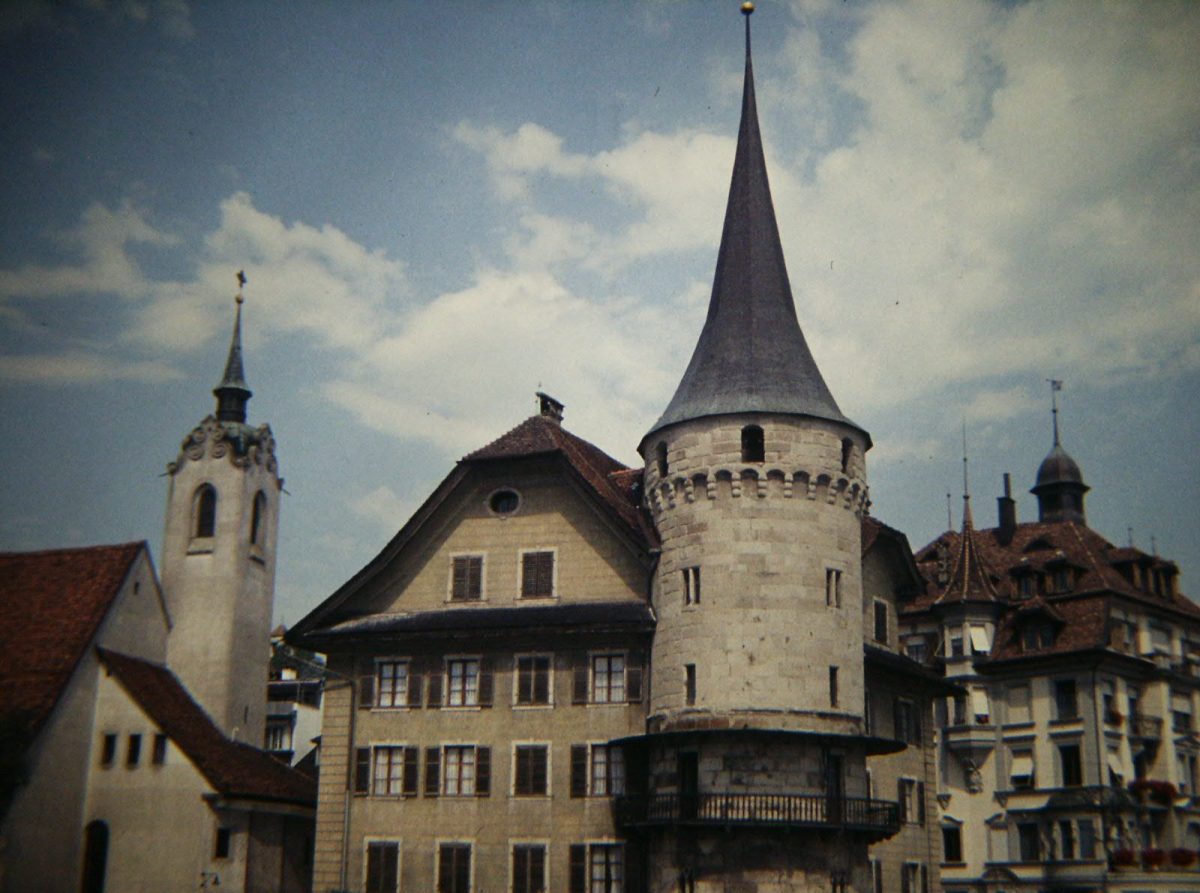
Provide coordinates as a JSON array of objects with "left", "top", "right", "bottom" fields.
[{"left": 615, "top": 792, "right": 900, "bottom": 839}]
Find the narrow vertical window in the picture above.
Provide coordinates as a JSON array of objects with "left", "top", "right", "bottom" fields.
[
  {"left": 126, "top": 734, "right": 141, "bottom": 767},
  {"left": 740, "top": 425, "right": 764, "bottom": 462},
  {"left": 825, "top": 568, "right": 842, "bottom": 607},
  {"left": 214, "top": 827, "right": 232, "bottom": 859},
  {"left": 100, "top": 733, "right": 117, "bottom": 767},
  {"left": 873, "top": 601, "right": 888, "bottom": 643},
  {"left": 685, "top": 664, "right": 696, "bottom": 706},
  {"left": 250, "top": 490, "right": 267, "bottom": 545},
  {"left": 682, "top": 566, "right": 701, "bottom": 605},
  {"left": 655, "top": 441, "right": 668, "bottom": 477},
  {"left": 521, "top": 551, "right": 555, "bottom": 598},
  {"left": 829, "top": 666, "right": 839, "bottom": 707},
  {"left": 841, "top": 438, "right": 853, "bottom": 474},
  {"left": 194, "top": 485, "right": 217, "bottom": 538},
  {"left": 152, "top": 733, "right": 168, "bottom": 765}
]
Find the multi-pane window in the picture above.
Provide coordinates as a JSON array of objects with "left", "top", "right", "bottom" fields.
[
  {"left": 265, "top": 724, "right": 288, "bottom": 751},
  {"left": 1059, "top": 743, "right": 1083, "bottom": 787},
  {"left": 372, "top": 746, "right": 418, "bottom": 796},
  {"left": 365, "top": 841, "right": 400, "bottom": 893},
  {"left": 894, "top": 699, "right": 919, "bottom": 744},
  {"left": 376, "top": 660, "right": 409, "bottom": 708},
  {"left": 451, "top": 555, "right": 483, "bottom": 601},
  {"left": 682, "top": 566, "right": 701, "bottom": 605},
  {"left": 521, "top": 551, "right": 555, "bottom": 598},
  {"left": 438, "top": 842, "right": 471, "bottom": 893},
  {"left": 1054, "top": 679, "right": 1078, "bottom": 719},
  {"left": 512, "top": 844, "right": 546, "bottom": 893},
  {"left": 873, "top": 601, "right": 888, "bottom": 644},
  {"left": 825, "top": 569, "right": 842, "bottom": 607},
  {"left": 592, "top": 654, "right": 625, "bottom": 703},
  {"left": 443, "top": 746, "right": 477, "bottom": 796},
  {"left": 898, "top": 778, "right": 924, "bottom": 825},
  {"left": 904, "top": 637, "right": 927, "bottom": 663},
  {"left": 590, "top": 844, "right": 623, "bottom": 893},
  {"left": 591, "top": 745, "right": 625, "bottom": 796},
  {"left": 514, "top": 745, "right": 549, "bottom": 796},
  {"left": 899, "top": 863, "right": 926, "bottom": 893},
  {"left": 516, "top": 655, "right": 551, "bottom": 705},
  {"left": 447, "top": 659, "right": 480, "bottom": 706},
  {"left": 1059, "top": 820, "right": 1076, "bottom": 859}
]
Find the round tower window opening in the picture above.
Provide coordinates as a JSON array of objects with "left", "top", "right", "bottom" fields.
[
  {"left": 655, "top": 442, "right": 668, "bottom": 477},
  {"left": 741, "top": 425, "right": 764, "bottom": 463},
  {"left": 488, "top": 488, "right": 521, "bottom": 516}
]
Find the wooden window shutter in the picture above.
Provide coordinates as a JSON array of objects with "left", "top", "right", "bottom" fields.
[
  {"left": 353, "top": 747, "right": 371, "bottom": 794},
  {"left": 568, "top": 844, "right": 587, "bottom": 893},
  {"left": 426, "top": 662, "right": 443, "bottom": 708},
  {"left": 572, "top": 653, "right": 589, "bottom": 704},
  {"left": 478, "top": 657, "right": 494, "bottom": 707},
  {"left": 476, "top": 746, "right": 491, "bottom": 797},
  {"left": 897, "top": 778, "right": 907, "bottom": 823},
  {"left": 359, "top": 670, "right": 374, "bottom": 710},
  {"left": 920, "top": 864, "right": 929, "bottom": 893},
  {"left": 626, "top": 651, "right": 644, "bottom": 703},
  {"left": 406, "top": 669, "right": 424, "bottom": 708},
  {"left": 917, "top": 781, "right": 926, "bottom": 825},
  {"left": 402, "top": 746, "right": 420, "bottom": 796},
  {"left": 570, "top": 744, "right": 588, "bottom": 798},
  {"left": 424, "top": 746, "right": 441, "bottom": 797}
]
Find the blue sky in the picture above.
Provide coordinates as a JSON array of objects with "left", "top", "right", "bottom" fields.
[{"left": 1, "top": 0, "right": 1197, "bottom": 625}]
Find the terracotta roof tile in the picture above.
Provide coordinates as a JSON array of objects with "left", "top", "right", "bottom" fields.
[
  {"left": 0, "top": 543, "right": 143, "bottom": 738},
  {"left": 98, "top": 649, "right": 315, "bottom": 807}
]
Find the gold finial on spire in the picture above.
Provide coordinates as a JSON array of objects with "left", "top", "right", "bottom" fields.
[
  {"left": 741, "top": 2, "right": 755, "bottom": 14},
  {"left": 236, "top": 270, "right": 247, "bottom": 305}
]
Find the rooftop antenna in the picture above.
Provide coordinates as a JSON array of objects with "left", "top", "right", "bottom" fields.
[
  {"left": 961, "top": 421, "right": 973, "bottom": 528},
  {"left": 1150, "top": 535, "right": 1158, "bottom": 557},
  {"left": 1047, "top": 379, "right": 1063, "bottom": 446},
  {"left": 1127, "top": 527, "right": 1134, "bottom": 548},
  {"left": 946, "top": 492, "right": 952, "bottom": 530}
]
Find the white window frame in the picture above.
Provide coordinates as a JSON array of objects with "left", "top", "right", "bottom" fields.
[
  {"left": 588, "top": 742, "right": 626, "bottom": 796},
  {"left": 590, "top": 652, "right": 626, "bottom": 704},
  {"left": 584, "top": 840, "right": 625, "bottom": 893},
  {"left": 363, "top": 838, "right": 402, "bottom": 893},
  {"left": 513, "top": 653, "right": 553, "bottom": 708},
  {"left": 435, "top": 839, "right": 474, "bottom": 893},
  {"left": 448, "top": 553, "right": 486, "bottom": 602},
  {"left": 375, "top": 658, "right": 411, "bottom": 709},
  {"left": 511, "top": 741, "right": 551, "bottom": 797},
  {"left": 371, "top": 743, "right": 410, "bottom": 797},
  {"left": 518, "top": 548, "right": 557, "bottom": 599},
  {"left": 445, "top": 656, "right": 481, "bottom": 708},
  {"left": 442, "top": 744, "right": 478, "bottom": 797},
  {"left": 509, "top": 839, "right": 550, "bottom": 893}
]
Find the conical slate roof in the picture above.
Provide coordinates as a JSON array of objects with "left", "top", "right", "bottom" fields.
[
  {"left": 645, "top": 10, "right": 865, "bottom": 445},
  {"left": 935, "top": 496, "right": 1000, "bottom": 605}
]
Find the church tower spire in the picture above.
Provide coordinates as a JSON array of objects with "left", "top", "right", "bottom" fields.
[
  {"left": 213, "top": 272, "right": 252, "bottom": 423},
  {"left": 161, "top": 272, "right": 281, "bottom": 743}
]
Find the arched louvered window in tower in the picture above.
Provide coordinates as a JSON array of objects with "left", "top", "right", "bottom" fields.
[
  {"left": 250, "top": 490, "right": 267, "bottom": 545},
  {"left": 194, "top": 485, "right": 217, "bottom": 539}
]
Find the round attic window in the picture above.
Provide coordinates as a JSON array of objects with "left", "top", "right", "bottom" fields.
[{"left": 488, "top": 489, "right": 520, "bottom": 516}]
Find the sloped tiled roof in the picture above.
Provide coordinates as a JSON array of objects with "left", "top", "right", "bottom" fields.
[
  {"left": 98, "top": 649, "right": 314, "bottom": 807},
  {"left": 0, "top": 543, "right": 143, "bottom": 739},
  {"left": 935, "top": 499, "right": 1000, "bottom": 606},
  {"left": 465, "top": 414, "right": 654, "bottom": 546},
  {"left": 988, "top": 596, "right": 1111, "bottom": 662}
]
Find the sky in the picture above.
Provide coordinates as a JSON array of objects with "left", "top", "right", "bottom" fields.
[{"left": 1, "top": 0, "right": 1197, "bottom": 626}]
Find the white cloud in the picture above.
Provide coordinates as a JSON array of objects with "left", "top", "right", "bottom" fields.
[
  {"left": 350, "top": 485, "right": 418, "bottom": 532},
  {"left": 0, "top": 350, "right": 181, "bottom": 385}
]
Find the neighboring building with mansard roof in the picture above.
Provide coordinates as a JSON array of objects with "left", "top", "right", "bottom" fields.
[
  {"left": 897, "top": 424, "right": 1200, "bottom": 892},
  {"left": 289, "top": 7, "right": 946, "bottom": 893},
  {"left": 0, "top": 294, "right": 315, "bottom": 893}
]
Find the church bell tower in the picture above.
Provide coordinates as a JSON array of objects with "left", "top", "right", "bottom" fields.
[{"left": 161, "top": 278, "right": 281, "bottom": 743}]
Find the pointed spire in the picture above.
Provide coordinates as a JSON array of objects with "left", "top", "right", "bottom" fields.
[
  {"left": 644, "top": 4, "right": 866, "bottom": 446},
  {"left": 213, "top": 272, "right": 252, "bottom": 424},
  {"left": 936, "top": 488, "right": 1000, "bottom": 606}
]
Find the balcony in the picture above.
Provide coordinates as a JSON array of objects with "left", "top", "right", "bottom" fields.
[
  {"left": 614, "top": 793, "right": 900, "bottom": 841},
  {"left": 1130, "top": 715, "right": 1163, "bottom": 740}
]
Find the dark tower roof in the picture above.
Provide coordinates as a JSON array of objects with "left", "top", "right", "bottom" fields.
[
  {"left": 643, "top": 7, "right": 866, "bottom": 447},
  {"left": 1031, "top": 388, "right": 1088, "bottom": 524},
  {"left": 935, "top": 495, "right": 1000, "bottom": 606},
  {"left": 213, "top": 291, "right": 252, "bottom": 424}
]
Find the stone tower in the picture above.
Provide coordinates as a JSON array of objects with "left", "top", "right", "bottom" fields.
[
  {"left": 161, "top": 285, "right": 281, "bottom": 743},
  {"left": 631, "top": 7, "right": 888, "bottom": 891}
]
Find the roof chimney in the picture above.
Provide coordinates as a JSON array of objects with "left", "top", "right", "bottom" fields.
[
  {"left": 997, "top": 472, "right": 1017, "bottom": 544},
  {"left": 536, "top": 391, "right": 564, "bottom": 424}
]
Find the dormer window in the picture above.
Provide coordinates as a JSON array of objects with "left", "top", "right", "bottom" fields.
[
  {"left": 1016, "top": 575, "right": 1037, "bottom": 599},
  {"left": 193, "top": 485, "right": 217, "bottom": 539},
  {"left": 1022, "top": 624, "right": 1055, "bottom": 652},
  {"left": 1051, "top": 568, "right": 1072, "bottom": 593},
  {"left": 740, "top": 425, "right": 764, "bottom": 463}
]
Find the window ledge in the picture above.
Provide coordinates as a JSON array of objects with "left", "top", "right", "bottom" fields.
[
  {"left": 187, "top": 540, "right": 214, "bottom": 555},
  {"left": 512, "top": 704, "right": 554, "bottom": 711}
]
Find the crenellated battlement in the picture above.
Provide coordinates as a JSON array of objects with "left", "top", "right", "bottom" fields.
[{"left": 648, "top": 466, "right": 868, "bottom": 515}]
